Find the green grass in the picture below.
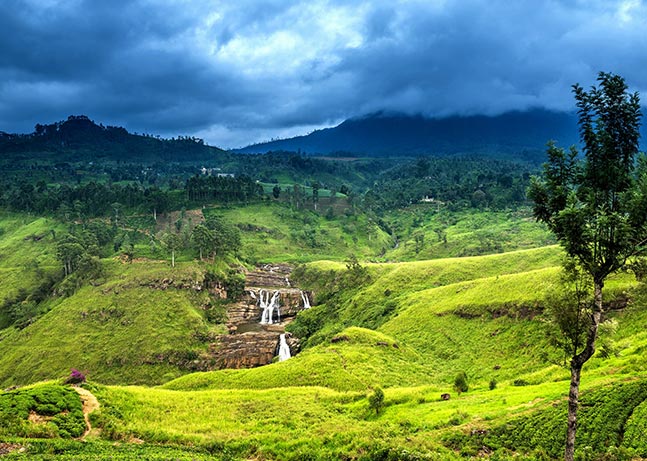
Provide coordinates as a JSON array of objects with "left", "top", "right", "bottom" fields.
[
  {"left": 0, "top": 213, "right": 63, "bottom": 301},
  {"left": 163, "top": 327, "right": 434, "bottom": 392},
  {"left": 384, "top": 206, "right": 556, "bottom": 260},
  {"left": 84, "top": 371, "right": 647, "bottom": 460},
  {"left": 205, "top": 202, "right": 393, "bottom": 263},
  {"left": 289, "top": 246, "right": 565, "bottom": 345},
  {"left": 0, "top": 261, "right": 220, "bottom": 387},
  {"left": 1, "top": 439, "right": 227, "bottom": 460}
]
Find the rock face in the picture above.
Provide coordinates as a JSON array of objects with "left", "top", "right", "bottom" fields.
[
  {"left": 226, "top": 288, "right": 312, "bottom": 328},
  {"left": 209, "top": 331, "right": 299, "bottom": 369},
  {"left": 206, "top": 265, "right": 309, "bottom": 370},
  {"left": 245, "top": 264, "right": 293, "bottom": 288}
]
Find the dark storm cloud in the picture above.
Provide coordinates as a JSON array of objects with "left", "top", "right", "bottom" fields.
[
  {"left": 1, "top": 0, "right": 646, "bottom": 148},
  {"left": 330, "top": 0, "right": 647, "bottom": 117}
]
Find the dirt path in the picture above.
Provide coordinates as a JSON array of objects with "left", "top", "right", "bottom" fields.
[{"left": 73, "top": 386, "right": 100, "bottom": 439}]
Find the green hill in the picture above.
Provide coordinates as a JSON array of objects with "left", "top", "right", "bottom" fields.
[
  {"left": 2, "top": 210, "right": 647, "bottom": 459},
  {"left": 0, "top": 115, "right": 227, "bottom": 162},
  {"left": 0, "top": 261, "right": 219, "bottom": 387}
]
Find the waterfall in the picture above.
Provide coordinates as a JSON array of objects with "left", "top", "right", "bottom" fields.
[
  {"left": 259, "top": 289, "right": 281, "bottom": 324},
  {"left": 278, "top": 334, "right": 291, "bottom": 361},
  {"left": 301, "top": 291, "right": 311, "bottom": 309}
]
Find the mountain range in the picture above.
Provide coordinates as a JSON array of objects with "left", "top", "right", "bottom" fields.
[
  {"left": 236, "top": 109, "right": 647, "bottom": 160},
  {"left": 235, "top": 109, "right": 588, "bottom": 159},
  {"left": 3, "top": 110, "right": 647, "bottom": 163}
]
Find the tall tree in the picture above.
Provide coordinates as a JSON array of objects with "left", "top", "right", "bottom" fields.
[
  {"left": 528, "top": 72, "right": 646, "bottom": 461},
  {"left": 160, "top": 232, "right": 183, "bottom": 267},
  {"left": 311, "top": 181, "right": 320, "bottom": 210},
  {"left": 56, "top": 236, "right": 85, "bottom": 276},
  {"left": 204, "top": 216, "right": 241, "bottom": 260},
  {"left": 191, "top": 223, "right": 214, "bottom": 261}
]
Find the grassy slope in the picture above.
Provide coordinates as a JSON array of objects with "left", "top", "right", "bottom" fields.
[
  {"left": 383, "top": 206, "right": 556, "bottom": 260},
  {"left": 105, "top": 247, "right": 646, "bottom": 460},
  {"left": 0, "top": 261, "right": 217, "bottom": 387},
  {"left": 163, "top": 327, "right": 434, "bottom": 392},
  {"left": 0, "top": 213, "right": 62, "bottom": 300},
  {"left": 206, "top": 202, "right": 393, "bottom": 263}
]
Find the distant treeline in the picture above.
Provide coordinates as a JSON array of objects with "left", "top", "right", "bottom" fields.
[
  {"left": 186, "top": 175, "right": 264, "bottom": 202},
  {"left": 0, "top": 175, "right": 264, "bottom": 217},
  {"left": 364, "top": 157, "right": 535, "bottom": 211},
  {"left": 0, "top": 115, "right": 225, "bottom": 162}
]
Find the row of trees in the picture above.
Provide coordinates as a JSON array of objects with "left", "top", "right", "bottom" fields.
[
  {"left": 0, "top": 181, "right": 171, "bottom": 218},
  {"left": 185, "top": 174, "right": 264, "bottom": 203},
  {"left": 0, "top": 174, "right": 268, "bottom": 219}
]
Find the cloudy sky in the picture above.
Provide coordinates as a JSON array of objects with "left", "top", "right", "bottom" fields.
[{"left": 1, "top": 0, "right": 646, "bottom": 148}]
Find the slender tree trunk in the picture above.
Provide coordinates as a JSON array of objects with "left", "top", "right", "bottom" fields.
[
  {"left": 565, "top": 279, "right": 603, "bottom": 461},
  {"left": 565, "top": 364, "right": 582, "bottom": 461},
  {"left": 171, "top": 250, "right": 175, "bottom": 268}
]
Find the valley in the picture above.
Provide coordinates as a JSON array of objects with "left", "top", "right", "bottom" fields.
[
  {"left": 2, "top": 1, "right": 646, "bottom": 459},
  {"left": 1, "top": 109, "right": 646, "bottom": 461},
  {"left": 1, "top": 198, "right": 646, "bottom": 460}
]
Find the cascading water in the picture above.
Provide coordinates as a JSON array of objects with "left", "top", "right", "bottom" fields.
[
  {"left": 278, "top": 334, "right": 291, "bottom": 361},
  {"left": 301, "top": 291, "right": 311, "bottom": 309},
  {"left": 259, "top": 289, "right": 281, "bottom": 324}
]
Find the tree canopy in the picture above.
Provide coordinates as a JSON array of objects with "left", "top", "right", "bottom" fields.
[{"left": 528, "top": 71, "right": 645, "bottom": 461}]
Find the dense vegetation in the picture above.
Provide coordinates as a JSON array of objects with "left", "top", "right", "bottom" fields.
[
  {"left": 0, "top": 384, "right": 85, "bottom": 439},
  {"left": 1, "top": 115, "right": 646, "bottom": 460},
  {"left": 365, "top": 157, "right": 532, "bottom": 211}
]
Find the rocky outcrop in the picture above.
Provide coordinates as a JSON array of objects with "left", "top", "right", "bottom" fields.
[
  {"left": 202, "top": 264, "right": 309, "bottom": 370},
  {"left": 245, "top": 264, "right": 293, "bottom": 288},
  {"left": 226, "top": 288, "right": 313, "bottom": 327},
  {"left": 209, "top": 332, "right": 300, "bottom": 369}
]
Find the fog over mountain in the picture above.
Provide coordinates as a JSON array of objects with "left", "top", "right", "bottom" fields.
[{"left": 236, "top": 110, "right": 583, "bottom": 159}]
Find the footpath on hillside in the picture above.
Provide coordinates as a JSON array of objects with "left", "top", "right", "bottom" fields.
[{"left": 73, "top": 386, "right": 100, "bottom": 439}]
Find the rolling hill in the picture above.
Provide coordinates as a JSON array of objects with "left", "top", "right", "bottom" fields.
[{"left": 1, "top": 204, "right": 646, "bottom": 460}]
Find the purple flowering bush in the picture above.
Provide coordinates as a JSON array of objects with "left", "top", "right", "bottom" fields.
[{"left": 65, "top": 368, "right": 86, "bottom": 384}]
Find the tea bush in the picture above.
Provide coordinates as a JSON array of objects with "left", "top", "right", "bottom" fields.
[{"left": 0, "top": 384, "right": 85, "bottom": 438}]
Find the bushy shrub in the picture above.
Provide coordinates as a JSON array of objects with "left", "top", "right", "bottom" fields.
[
  {"left": 0, "top": 384, "right": 84, "bottom": 438},
  {"left": 368, "top": 387, "right": 385, "bottom": 416},
  {"left": 454, "top": 371, "right": 469, "bottom": 394},
  {"left": 65, "top": 368, "right": 86, "bottom": 384}
]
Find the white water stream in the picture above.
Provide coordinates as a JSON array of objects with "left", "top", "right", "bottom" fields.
[
  {"left": 259, "top": 289, "right": 281, "bottom": 324},
  {"left": 301, "top": 291, "right": 311, "bottom": 309},
  {"left": 278, "top": 334, "right": 291, "bottom": 361}
]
